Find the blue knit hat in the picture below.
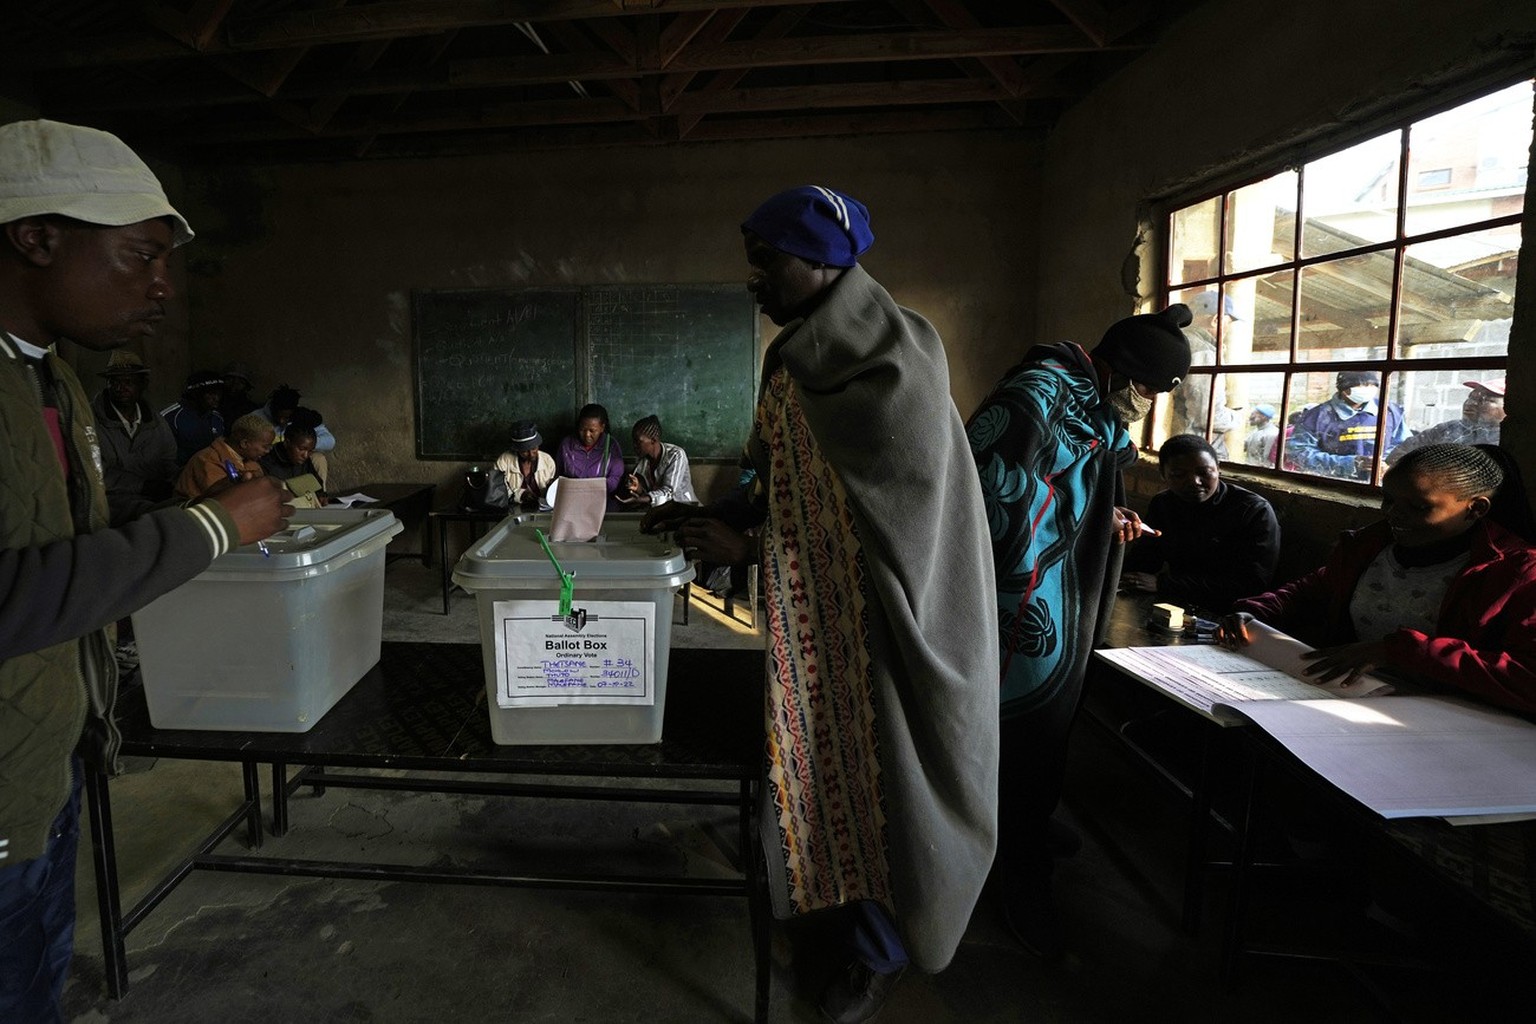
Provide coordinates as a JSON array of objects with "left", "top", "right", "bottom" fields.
[{"left": 741, "top": 185, "right": 874, "bottom": 268}]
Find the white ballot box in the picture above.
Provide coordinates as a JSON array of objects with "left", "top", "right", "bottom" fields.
[
  {"left": 452, "top": 513, "right": 695, "bottom": 744},
  {"left": 133, "top": 508, "right": 403, "bottom": 732}
]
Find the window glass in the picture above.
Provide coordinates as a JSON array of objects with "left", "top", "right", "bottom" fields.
[
  {"left": 1386, "top": 370, "right": 1505, "bottom": 466},
  {"left": 1241, "top": 270, "right": 1290, "bottom": 366},
  {"left": 1280, "top": 370, "right": 1406, "bottom": 484},
  {"left": 1300, "top": 132, "right": 1401, "bottom": 258},
  {"left": 1296, "top": 252, "right": 1395, "bottom": 362},
  {"left": 1218, "top": 372, "right": 1286, "bottom": 468},
  {"left": 1398, "top": 224, "right": 1519, "bottom": 358},
  {"left": 1223, "top": 170, "right": 1297, "bottom": 274},
  {"left": 1169, "top": 196, "right": 1222, "bottom": 285},
  {"left": 1404, "top": 80, "right": 1533, "bottom": 237}
]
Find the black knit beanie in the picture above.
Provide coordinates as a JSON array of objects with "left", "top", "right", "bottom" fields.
[{"left": 1092, "top": 304, "right": 1194, "bottom": 392}]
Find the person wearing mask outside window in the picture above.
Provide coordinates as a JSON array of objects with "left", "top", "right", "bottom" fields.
[{"left": 1286, "top": 370, "right": 1407, "bottom": 479}]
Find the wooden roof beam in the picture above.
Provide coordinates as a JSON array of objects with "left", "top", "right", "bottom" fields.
[
  {"left": 225, "top": 0, "right": 857, "bottom": 51},
  {"left": 455, "top": 25, "right": 1130, "bottom": 84},
  {"left": 1046, "top": 0, "right": 1109, "bottom": 48},
  {"left": 675, "top": 78, "right": 1013, "bottom": 117}
]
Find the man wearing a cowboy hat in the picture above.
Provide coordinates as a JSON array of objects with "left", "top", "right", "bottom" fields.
[
  {"left": 487, "top": 419, "right": 557, "bottom": 509},
  {"left": 91, "top": 350, "right": 178, "bottom": 525}
]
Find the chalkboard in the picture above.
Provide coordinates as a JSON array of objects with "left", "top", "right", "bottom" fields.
[
  {"left": 412, "top": 284, "right": 757, "bottom": 462},
  {"left": 586, "top": 284, "right": 758, "bottom": 461},
  {"left": 412, "top": 289, "right": 579, "bottom": 460}
]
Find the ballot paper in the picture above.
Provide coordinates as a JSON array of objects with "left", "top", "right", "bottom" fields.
[
  {"left": 549, "top": 476, "right": 607, "bottom": 541},
  {"left": 328, "top": 492, "right": 379, "bottom": 507}
]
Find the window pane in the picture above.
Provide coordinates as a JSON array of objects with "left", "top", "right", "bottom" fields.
[
  {"left": 1281, "top": 370, "right": 1405, "bottom": 483},
  {"left": 1164, "top": 370, "right": 1216, "bottom": 444},
  {"left": 1223, "top": 170, "right": 1297, "bottom": 274},
  {"left": 1300, "top": 132, "right": 1402, "bottom": 258},
  {"left": 1230, "top": 271, "right": 1293, "bottom": 365},
  {"left": 1386, "top": 370, "right": 1506, "bottom": 466},
  {"left": 1171, "top": 286, "right": 1219, "bottom": 366},
  {"left": 1296, "top": 252, "right": 1394, "bottom": 362},
  {"left": 1398, "top": 223, "right": 1519, "bottom": 358},
  {"left": 1404, "top": 79, "right": 1533, "bottom": 237},
  {"left": 1217, "top": 372, "right": 1286, "bottom": 468},
  {"left": 1169, "top": 196, "right": 1221, "bottom": 285}
]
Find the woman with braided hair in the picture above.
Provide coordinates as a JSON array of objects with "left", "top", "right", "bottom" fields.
[{"left": 1220, "top": 443, "right": 1536, "bottom": 713}]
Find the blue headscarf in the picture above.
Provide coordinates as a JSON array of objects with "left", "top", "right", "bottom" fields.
[{"left": 741, "top": 185, "right": 875, "bottom": 268}]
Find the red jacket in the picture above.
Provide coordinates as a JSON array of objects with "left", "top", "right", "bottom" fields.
[{"left": 1233, "top": 520, "right": 1536, "bottom": 714}]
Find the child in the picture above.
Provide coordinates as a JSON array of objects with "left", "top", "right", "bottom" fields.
[
  {"left": 1220, "top": 443, "right": 1536, "bottom": 713},
  {"left": 1122, "top": 434, "right": 1280, "bottom": 613}
]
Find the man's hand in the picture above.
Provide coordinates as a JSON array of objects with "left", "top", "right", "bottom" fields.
[
  {"left": 209, "top": 477, "right": 293, "bottom": 545},
  {"left": 1120, "top": 571, "right": 1158, "bottom": 593},
  {"left": 1301, "top": 639, "right": 1389, "bottom": 687},
  {"left": 1111, "top": 506, "right": 1147, "bottom": 544},
  {"left": 640, "top": 501, "right": 698, "bottom": 534},
  {"left": 677, "top": 518, "right": 754, "bottom": 565}
]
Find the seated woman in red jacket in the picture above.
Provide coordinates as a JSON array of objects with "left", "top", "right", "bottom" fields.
[{"left": 1220, "top": 443, "right": 1536, "bottom": 714}]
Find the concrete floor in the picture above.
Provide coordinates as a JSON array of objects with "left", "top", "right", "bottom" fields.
[{"left": 59, "top": 561, "right": 1529, "bottom": 1023}]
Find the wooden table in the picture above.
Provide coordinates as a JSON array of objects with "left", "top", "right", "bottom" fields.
[{"left": 349, "top": 481, "right": 437, "bottom": 564}]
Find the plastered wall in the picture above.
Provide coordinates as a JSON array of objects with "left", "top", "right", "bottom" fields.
[{"left": 166, "top": 131, "right": 1040, "bottom": 517}]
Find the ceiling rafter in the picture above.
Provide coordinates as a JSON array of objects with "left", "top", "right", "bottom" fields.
[{"left": 8, "top": 1, "right": 1179, "bottom": 160}]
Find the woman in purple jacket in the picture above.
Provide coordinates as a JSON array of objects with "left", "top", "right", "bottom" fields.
[
  {"left": 1220, "top": 443, "right": 1536, "bottom": 714},
  {"left": 555, "top": 403, "right": 626, "bottom": 508}
]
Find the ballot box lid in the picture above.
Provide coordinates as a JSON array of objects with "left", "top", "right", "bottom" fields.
[{"left": 453, "top": 512, "right": 692, "bottom": 591}]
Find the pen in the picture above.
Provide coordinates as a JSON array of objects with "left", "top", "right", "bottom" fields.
[
  {"left": 1138, "top": 523, "right": 1163, "bottom": 537},
  {"left": 223, "top": 460, "right": 271, "bottom": 557}
]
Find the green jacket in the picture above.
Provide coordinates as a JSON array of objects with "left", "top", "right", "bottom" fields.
[{"left": 0, "top": 335, "right": 238, "bottom": 865}]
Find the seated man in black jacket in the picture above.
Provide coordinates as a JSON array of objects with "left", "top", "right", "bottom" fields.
[{"left": 1121, "top": 433, "right": 1281, "bottom": 614}]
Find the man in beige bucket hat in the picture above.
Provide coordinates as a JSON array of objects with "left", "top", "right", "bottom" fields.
[{"left": 0, "top": 119, "right": 291, "bottom": 1021}]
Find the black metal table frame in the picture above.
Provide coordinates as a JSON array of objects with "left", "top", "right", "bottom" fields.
[
  {"left": 431, "top": 508, "right": 506, "bottom": 613},
  {"left": 86, "top": 644, "right": 772, "bottom": 1023}
]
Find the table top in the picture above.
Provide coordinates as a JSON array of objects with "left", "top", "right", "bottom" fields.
[
  {"left": 1101, "top": 592, "right": 1201, "bottom": 649},
  {"left": 119, "top": 642, "right": 764, "bottom": 780},
  {"left": 349, "top": 482, "right": 437, "bottom": 505},
  {"left": 430, "top": 507, "right": 510, "bottom": 522}
]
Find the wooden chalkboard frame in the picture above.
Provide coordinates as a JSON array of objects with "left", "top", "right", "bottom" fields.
[{"left": 412, "top": 284, "right": 759, "bottom": 463}]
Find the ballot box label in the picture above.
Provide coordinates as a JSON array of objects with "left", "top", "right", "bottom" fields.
[{"left": 492, "top": 599, "right": 655, "bottom": 707}]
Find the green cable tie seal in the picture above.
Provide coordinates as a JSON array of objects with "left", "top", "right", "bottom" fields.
[{"left": 535, "top": 528, "right": 576, "bottom": 615}]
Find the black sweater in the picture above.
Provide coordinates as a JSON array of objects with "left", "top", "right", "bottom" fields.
[{"left": 1123, "top": 481, "right": 1280, "bottom": 614}]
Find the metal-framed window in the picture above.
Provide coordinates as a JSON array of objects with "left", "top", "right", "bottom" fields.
[{"left": 1152, "top": 77, "right": 1530, "bottom": 488}]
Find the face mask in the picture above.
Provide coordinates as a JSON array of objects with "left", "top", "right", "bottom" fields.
[
  {"left": 1345, "top": 386, "right": 1378, "bottom": 404},
  {"left": 1108, "top": 384, "right": 1153, "bottom": 424}
]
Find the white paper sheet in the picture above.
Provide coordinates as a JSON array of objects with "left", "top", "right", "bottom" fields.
[
  {"left": 1242, "top": 621, "right": 1393, "bottom": 697},
  {"left": 328, "top": 492, "right": 379, "bottom": 507},
  {"left": 490, "top": 598, "right": 656, "bottom": 707},
  {"left": 1221, "top": 696, "right": 1536, "bottom": 819}
]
